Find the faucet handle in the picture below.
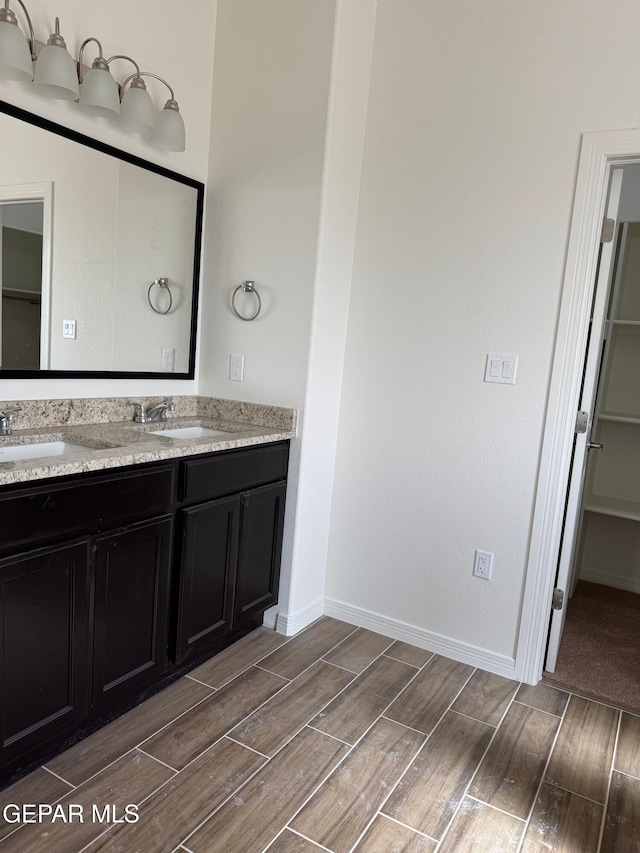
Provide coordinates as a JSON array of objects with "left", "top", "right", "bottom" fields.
[
  {"left": 0, "top": 405, "right": 21, "bottom": 421},
  {"left": 127, "top": 400, "right": 148, "bottom": 423},
  {"left": 0, "top": 405, "right": 21, "bottom": 435}
]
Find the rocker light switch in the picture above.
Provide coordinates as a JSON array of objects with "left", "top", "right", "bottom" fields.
[
  {"left": 63, "top": 320, "right": 77, "bottom": 339},
  {"left": 485, "top": 353, "right": 518, "bottom": 384}
]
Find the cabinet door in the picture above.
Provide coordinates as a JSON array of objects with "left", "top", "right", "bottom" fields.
[
  {"left": 176, "top": 495, "right": 240, "bottom": 662},
  {"left": 235, "top": 481, "right": 286, "bottom": 627},
  {"left": 92, "top": 516, "right": 172, "bottom": 710},
  {"left": 0, "top": 541, "right": 90, "bottom": 770}
]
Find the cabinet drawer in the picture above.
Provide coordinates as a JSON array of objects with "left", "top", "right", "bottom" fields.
[
  {"left": 0, "top": 464, "right": 175, "bottom": 554},
  {"left": 179, "top": 442, "right": 289, "bottom": 504}
]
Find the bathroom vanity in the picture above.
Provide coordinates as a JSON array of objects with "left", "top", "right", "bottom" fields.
[{"left": 0, "top": 398, "right": 295, "bottom": 783}]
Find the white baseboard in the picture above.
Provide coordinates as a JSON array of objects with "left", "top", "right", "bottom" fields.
[
  {"left": 323, "top": 597, "right": 517, "bottom": 680},
  {"left": 579, "top": 568, "right": 640, "bottom": 594},
  {"left": 273, "top": 597, "right": 325, "bottom": 636}
]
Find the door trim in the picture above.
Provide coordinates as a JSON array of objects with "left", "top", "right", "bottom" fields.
[{"left": 515, "top": 129, "right": 640, "bottom": 684}]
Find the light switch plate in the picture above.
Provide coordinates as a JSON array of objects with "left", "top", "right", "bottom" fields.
[
  {"left": 484, "top": 352, "right": 518, "bottom": 384},
  {"left": 62, "top": 320, "right": 77, "bottom": 340}
]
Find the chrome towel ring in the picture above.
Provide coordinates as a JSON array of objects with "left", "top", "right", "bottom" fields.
[
  {"left": 232, "top": 280, "right": 261, "bottom": 321},
  {"left": 148, "top": 278, "right": 173, "bottom": 314}
]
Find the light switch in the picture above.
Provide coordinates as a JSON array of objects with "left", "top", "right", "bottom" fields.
[
  {"left": 485, "top": 353, "right": 518, "bottom": 385},
  {"left": 63, "top": 320, "right": 77, "bottom": 340}
]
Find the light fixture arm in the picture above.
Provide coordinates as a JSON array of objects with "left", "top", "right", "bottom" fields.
[
  {"left": 77, "top": 36, "right": 106, "bottom": 83},
  {"left": 106, "top": 53, "right": 141, "bottom": 78},
  {"left": 0, "top": 0, "right": 36, "bottom": 60}
]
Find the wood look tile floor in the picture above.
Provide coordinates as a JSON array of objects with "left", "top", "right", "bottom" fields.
[{"left": 1, "top": 619, "right": 638, "bottom": 853}]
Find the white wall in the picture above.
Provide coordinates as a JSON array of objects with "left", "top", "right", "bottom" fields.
[
  {"left": 0, "top": 0, "right": 216, "bottom": 398},
  {"left": 324, "top": 0, "right": 640, "bottom": 669},
  {"left": 199, "top": 0, "right": 341, "bottom": 624}
]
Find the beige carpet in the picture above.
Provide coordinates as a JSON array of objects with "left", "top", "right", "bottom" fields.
[{"left": 543, "top": 581, "right": 640, "bottom": 714}]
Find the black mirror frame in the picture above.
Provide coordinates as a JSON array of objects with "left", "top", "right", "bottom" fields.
[{"left": 0, "top": 98, "right": 204, "bottom": 380}]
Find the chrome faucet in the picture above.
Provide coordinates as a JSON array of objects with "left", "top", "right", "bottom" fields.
[
  {"left": 129, "top": 398, "right": 175, "bottom": 424},
  {"left": 0, "top": 406, "right": 21, "bottom": 436}
]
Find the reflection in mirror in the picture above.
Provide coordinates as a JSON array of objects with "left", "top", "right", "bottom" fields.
[
  {"left": 1, "top": 200, "right": 43, "bottom": 370},
  {"left": 0, "top": 99, "right": 203, "bottom": 379}
]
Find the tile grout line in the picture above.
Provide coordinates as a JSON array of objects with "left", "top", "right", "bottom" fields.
[
  {"left": 253, "top": 662, "right": 293, "bottom": 680},
  {"left": 380, "top": 714, "right": 432, "bottom": 738},
  {"left": 306, "top": 724, "right": 353, "bottom": 747},
  {"left": 512, "top": 698, "right": 567, "bottom": 719},
  {"left": 382, "top": 650, "right": 433, "bottom": 669},
  {"left": 260, "top": 825, "right": 334, "bottom": 853},
  {"left": 184, "top": 674, "right": 220, "bottom": 690},
  {"left": 319, "top": 658, "right": 364, "bottom": 675},
  {"left": 432, "top": 675, "right": 523, "bottom": 851},
  {"left": 538, "top": 780, "right": 610, "bottom": 807},
  {"left": 464, "top": 793, "right": 527, "bottom": 821},
  {"left": 513, "top": 687, "right": 572, "bottom": 853},
  {"left": 445, "top": 707, "right": 503, "bottom": 729},
  {"left": 224, "top": 735, "right": 269, "bottom": 759},
  {"left": 346, "top": 665, "right": 481, "bottom": 853},
  {"left": 376, "top": 811, "right": 439, "bottom": 844},
  {"left": 136, "top": 747, "right": 180, "bottom": 774},
  {"left": 595, "top": 708, "right": 622, "bottom": 853},
  {"left": 41, "top": 764, "right": 77, "bottom": 789}
]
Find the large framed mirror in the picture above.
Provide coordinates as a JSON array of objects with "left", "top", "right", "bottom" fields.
[{"left": 0, "top": 99, "right": 204, "bottom": 379}]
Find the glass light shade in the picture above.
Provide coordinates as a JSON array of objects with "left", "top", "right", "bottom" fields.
[
  {"left": 0, "top": 19, "right": 33, "bottom": 81},
  {"left": 151, "top": 105, "right": 185, "bottom": 152},
  {"left": 79, "top": 67, "right": 120, "bottom": 118},
  {"left": 119, "top": 84, "right": 156, "bottom": 138},
  {"left": 33, "top": 44, "right": 79, "bottom": 100}
]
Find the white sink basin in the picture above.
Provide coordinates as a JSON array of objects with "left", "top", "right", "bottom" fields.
[
  {"left": 150, "top": 426, "right": 232, "bottom": 440},
  {"left": 0, "top": 441, "right": 88, "bottom": 463}
]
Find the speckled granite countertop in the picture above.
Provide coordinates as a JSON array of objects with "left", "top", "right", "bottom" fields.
[{"left": 0, "top": 396, "right": 297, "bottom": 486}]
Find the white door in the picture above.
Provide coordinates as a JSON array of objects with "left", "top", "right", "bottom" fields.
[{"left": 544, "top": 168, "right": 623, "bottom": 673}]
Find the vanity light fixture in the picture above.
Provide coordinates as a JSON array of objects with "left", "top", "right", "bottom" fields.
[
  {"left": 0, "top": 0, "right": 35, "bottom": 82},
  {"left": 0, "top": 0, "right": 186, "bottom": 151},
  {"left": 116, "top": 61, "right": 157, "bottom": 139},
  {"left": 77, "top": 38, "right": 119, "bottom": 118},
  {"left": 139, "top": 73, "right": 185, "bottom": 153},
  {"left": 32, "top": 17, "right": 77, "bottom": 100}
]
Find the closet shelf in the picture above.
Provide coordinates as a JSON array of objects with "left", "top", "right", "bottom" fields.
[
  {"left": 583, "top": 495, "right": 640, "bottom": 522},
  {"left": 598, "top": 413, "right": 640, "bottom": 424}
]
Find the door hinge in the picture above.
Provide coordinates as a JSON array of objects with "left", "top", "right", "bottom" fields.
[
  {"left": 575, "top": 410, "right": 588, "bottom": 434},
  {"left": 601, "top": 218, "right": 615, "bottom": 243},
  {"left": 552, "top": 588, "right": 565, "bottom": 610}
]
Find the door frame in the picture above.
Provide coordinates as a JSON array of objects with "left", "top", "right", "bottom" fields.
[{"left": 515, "top": 128, "right": 640, "bottom": 684}]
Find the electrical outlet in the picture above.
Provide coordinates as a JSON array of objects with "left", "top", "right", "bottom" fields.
[
  {"left": 473, "top": 549, "right": 494, "bottom": 580},
  {"left": 229, "top": 354, "right": 244, "bottom": 381}
]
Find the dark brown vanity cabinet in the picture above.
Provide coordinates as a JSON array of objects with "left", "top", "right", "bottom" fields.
[
  {"left": 0, "top": 463, "right": 175, "bottom": 777},
  {"left": 0, "top": 440, "right": 289, "bottom": 781},
  {"left": 175, "top": 443, "right": 289, "bottom": 662},
  {"left": 0, "top": 541, "right": 91, "bottom": 772},
  {"left": 92, "top": 515, "right": 173, "bottom": 710}
]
